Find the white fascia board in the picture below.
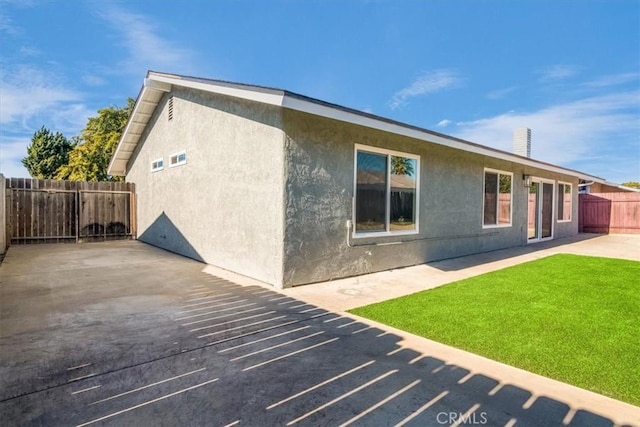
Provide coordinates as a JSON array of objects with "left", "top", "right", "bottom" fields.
[
  {"left": 281, "top": 95, "right": 604, "bottom": 182},
  {"left": 143, "top": 78, "right": 171, "bottom": 92},
  {"left": 148, "top": 74, "right": 286, "bottom": 107},
  {"left": 108, "top": 85, "right": 156, "bottom": 176}
]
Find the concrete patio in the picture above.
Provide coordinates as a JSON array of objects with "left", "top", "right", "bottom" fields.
[{"left": 1, "top": 235, "right": 638, "bottom": 425}]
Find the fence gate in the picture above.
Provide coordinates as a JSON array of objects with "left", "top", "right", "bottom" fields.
[{"left": 5, "top": 178, "right": 136, "bottom": 245}]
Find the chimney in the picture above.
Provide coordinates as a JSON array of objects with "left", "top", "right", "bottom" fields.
[{"left": 513, "top": 128, "right": 531, "bottom": 157}]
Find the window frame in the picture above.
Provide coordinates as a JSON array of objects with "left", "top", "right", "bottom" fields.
[
  {"left": 169, "top": 151, "right": 187, "bottom": 168},
  {"left": 150, "top": 158, "right": 164, "bottom": 172},
  {"left": 352, "top": 144, "right": 420, "bottom": 238},
  {"left": 482, "top": 168, "right": 513, "bottom": 228},
  {"left": 557, "top": 181, "right": 572, "bottom": 222}
]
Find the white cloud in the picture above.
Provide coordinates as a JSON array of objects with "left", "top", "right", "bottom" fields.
[
  {"left": 452, "top": 91, "right": 639, "bottom": 179},
  {"left": 82, "top": 75, "right": 107, "bottom": 86},
  {"left": 0, "top": 13, "right": 20, "bottom": 36},
  {"left": 0, "top": 0, "right": 38, "bottom": 6},
  {"left": 0, "top": 66, "right": 93, "bottom": 179},
  {"left": 0, "top": 65, "right": 83, "bottom": 127},
  {"left": 19, "top": 45, "right": 41, "bottom": 56},
  {"left": 390, "top": 70, "right": 463, "bottom": 110},
  {"left": 97, "top": 5, "right": 196, "bottom": 75},
  {"left": 0, "top": 136, "right": 31, "bottom": 178},
  {"left": 487, "top": 86, "right": 517, "bottom": 100},
  {"left": 50, "top": 103, "right": 95, "bottom": 133},
  {"left": 0, "top": 0, "right": 38, "bottom": 36},
  {"left": 536, "top": 64, "right": 578, "bottom": 82},
  {"left": 437, "top": 119, "right": 451, "bottom": 127},
  {"left": 584, "top": 72, "right": 640, "bottom": 88}
]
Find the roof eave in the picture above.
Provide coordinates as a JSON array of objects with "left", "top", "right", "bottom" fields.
[
  {"left": 108, "top": 71, "right": 607, "bottom": 183},
  {"left": 107, "top": 78, "right": 171, "bottom": 176},
  {"left": 280, "top": 93, "right": 606, "bottom": 182}
]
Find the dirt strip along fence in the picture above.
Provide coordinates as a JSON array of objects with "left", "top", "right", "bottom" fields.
[
  {"left": 579, "top": 192, "right": 640, "bottom": 234},
  {"left": 4, "top": 177, "right": 136, "bottom": 245}
]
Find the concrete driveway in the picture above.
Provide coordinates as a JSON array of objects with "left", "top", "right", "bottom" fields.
[{"left": 0, "top": 241, "right": 637, "bottom": 426}]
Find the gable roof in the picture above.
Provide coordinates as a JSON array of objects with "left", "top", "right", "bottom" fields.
[{"left": 109, "top": 71, "right": 606, "bottom": 183}]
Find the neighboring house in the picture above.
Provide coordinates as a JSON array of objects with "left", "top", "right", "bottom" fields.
[
  {"left": 579, "top": 181, "right": 640, "bottom": 194},
  {"left": 108, "top": 71, "right": 609, "bottom": 289}
]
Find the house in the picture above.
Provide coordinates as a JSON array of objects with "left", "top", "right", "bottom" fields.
[
  {"left": 579, "top": 181, "right": 640, "bottom": 194},
  {"left": 108, "top": 71, "right": 607, "bottom": 289}
]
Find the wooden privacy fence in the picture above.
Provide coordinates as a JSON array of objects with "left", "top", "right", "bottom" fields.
[
  {"left": 4, "top": 178, "right": 136, "bottom": 245},
  {"left": 579, "top": 192, "right": 640, "bottom": 234}
]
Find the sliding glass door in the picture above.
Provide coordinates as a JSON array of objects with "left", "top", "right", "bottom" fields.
[{"left": 528, "top": 179, "right": 554, "bottom": 242}]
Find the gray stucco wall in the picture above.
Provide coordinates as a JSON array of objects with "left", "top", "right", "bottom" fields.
[
  {"left": 282, "top": 109, "right": 579, "bottom": 287},
  {"left": 125, "top": 88, "right": 580, "bottom": 289},
  {"left": 126, "top": 87, "right": 286, "bottom": 286}
]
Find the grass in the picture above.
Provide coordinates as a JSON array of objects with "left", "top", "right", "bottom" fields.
[{"left": 349, "top": 254, "right": 640, "bottom": 406}]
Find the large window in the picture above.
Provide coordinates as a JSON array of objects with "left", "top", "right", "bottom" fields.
[
  {"left": 483, "top": 169, "right": 512, "bottom": 227},
  {"left": 354, "top": 145, "right": 419, "bottom": 236},
  {"left": 557, "top": 182, "right": 572, "bottom": 221}
]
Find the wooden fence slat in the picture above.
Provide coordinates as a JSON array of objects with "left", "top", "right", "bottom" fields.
[
  {"left": 5, "top": 179, "right": 135, "bottom": 244},
  {"left": 579, "top": 193, "right": 640, "bottom": 234},
  {"left": 19, "top": 185, "right": 27, "bottom": 242}
]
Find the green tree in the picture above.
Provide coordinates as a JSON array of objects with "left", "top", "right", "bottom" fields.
[
  {"left": 621, "top": 181, "right": 640, "bottom": 190},
  {"left": 21, "top": 127, "right": 74, "bottom": 179},
  {"left": 391, "top": 156, "right": 415, "bottom": 176},
  {"left": 56, "top": 98, "right": 134, "bottom": 182}
]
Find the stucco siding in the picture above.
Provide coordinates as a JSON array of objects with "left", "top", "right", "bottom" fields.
[
  {"left": 126, "top": 87, "right": 286, "bottom": 286},
  {"left": 281, "top": 109, "right": 579, "bottom": 287}
]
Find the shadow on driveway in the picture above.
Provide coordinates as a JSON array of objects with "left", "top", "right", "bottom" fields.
[{"left": 0, "top": 241, "right": 619, "bottom": 426}]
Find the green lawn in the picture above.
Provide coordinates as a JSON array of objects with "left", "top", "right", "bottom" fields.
[{"left": 349, "top": 254, "right": 640, "bottom": 406}]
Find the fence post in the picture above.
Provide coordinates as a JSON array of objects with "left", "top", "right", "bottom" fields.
[
  {"left": 130, "top": 183, "right": 136, "bottom": 239},
  {"left": 76, "top": 189, "right": 80, "bottom": 243},
  {"left": 0, "top": 174, "right": 6, "bottom": 254}
]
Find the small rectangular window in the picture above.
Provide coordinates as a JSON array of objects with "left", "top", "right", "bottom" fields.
[
  {"left": 557, "top": 182, "right": 572, "bottom": 221},
  {"left": 354, "top": 145, "right": 419, "bottom": 236},
  {"left": 483, "top": 169, "right": 512, "bottom": 227},
  {"left": 169, "top": 151, "right": 186, "bottom": 167},
  {"left": 151, "top": 158, "right": 164, "bottom": 172}
]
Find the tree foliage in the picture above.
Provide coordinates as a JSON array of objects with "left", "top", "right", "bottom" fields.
[
  {"left": 21, "top": 127, "right": 74, "bottom": 179},
  {"left": 391, "top": 156, "right": 415, "bottom": 176},
  {"left": 55, "top": 98, "right": 135, "bottom": 182},
  {"left": 621, "top": 181, "right": 640, "bottom": 190}
]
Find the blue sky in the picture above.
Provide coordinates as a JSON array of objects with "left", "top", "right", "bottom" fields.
[{"left": 1, "top": 0, "right": 638, "bottom": 183}]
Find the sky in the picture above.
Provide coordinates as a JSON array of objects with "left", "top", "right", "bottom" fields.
[{"left": 1, "top": 0, "right": 639, "bottom": 183}]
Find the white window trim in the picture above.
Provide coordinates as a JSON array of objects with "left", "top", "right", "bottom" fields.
[
  {"left": 557, "top": 181, "right": 573, "bottom": 223},
  {"left": 482, "top": 167, "right": 513, "bottom": 229},
  {"left": 169, "top": 150, "right": 187, "bottom": 168},
  {"left": 352, "top": 144, "right": 420, "bottom": 238},
  {"left": 151, "top": 158, "right": 164, "bottom": 172}
]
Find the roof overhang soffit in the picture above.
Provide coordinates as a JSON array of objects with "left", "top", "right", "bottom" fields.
[{"left": 107, "top": 79, "right": 171, "bottom": 176}]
